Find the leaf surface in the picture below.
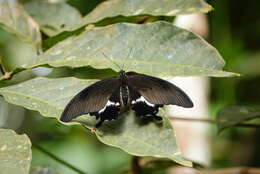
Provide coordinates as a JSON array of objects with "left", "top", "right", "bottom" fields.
[
  {"left": 31, "top": 22, "right": 237, "bottom": 77},
  {"left": 217, "top": 106, "right": 260, "bottom": 132},
  {"left": 0, "top": 0, "right": 41, "bottom": 49},
  {"left": 43, "top": 0, "right": 212, "bottom": 50},
  {"left": 81, "top": 0, "right": 212, "bottom": 25},
  {"left": 24, "top": 1, "right": 82, "bottom": 36},
  {"left": 0, "top": 128, "right": 32, "bottom": 174},
  {"left": 0, "top": 77, "right": 191, "bottom": 166}
]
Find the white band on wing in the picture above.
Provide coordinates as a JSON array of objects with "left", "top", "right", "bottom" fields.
[
  {"left": 131, "top": 96, "right": 155, "bottom": 107},
  {"left": 98, "top": 100, "right": 120, "bottom": 114}
]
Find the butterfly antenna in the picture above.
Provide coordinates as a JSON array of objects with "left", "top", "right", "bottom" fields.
[
  {"left": 102, "top": 52, "right": 122, "bottom": 70},
  {"left": 122, "top": 47, "right": 133, "bottom": 70}
]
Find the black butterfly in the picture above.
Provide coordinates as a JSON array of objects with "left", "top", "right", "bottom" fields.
[{"left": 60, "top": 70, "right": 193, "bottom": 128}]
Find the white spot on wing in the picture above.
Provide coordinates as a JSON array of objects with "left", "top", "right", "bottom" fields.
[
  {"left": 98, "top": 100, "right": 119, "bottom": 113},
  {"left": 132, "top": 96, "right": 155, "bottom": 107}
]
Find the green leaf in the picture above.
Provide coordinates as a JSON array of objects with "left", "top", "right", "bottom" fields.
[
  {"left": 82, "top": 0, "right": 212, "bottom": 24},
  {"left": 0, "top": 77, "right": 92, "bottom": 118},
  {"left": 0, "top": 77, "right": 191, "bottom": 166},
  {"left": 80, "top": 0, "right": 212, "bottom": 26},
  {"left": 216, "top": 106, "right": 260, "bottom": 132},
  {"left": 0, "top": 0, "right": 41, "bottom": 49},
  {"left": 93, "top": 111, "right": 190, "bottom": 166},
  {"left": 24, "top": 1, "right": 82, "bottom": 36},
  {"left": 0, "top": 128, "right": 32, "bottom": 174},
  {"left": 0, "top": 32, "right": 38, "bottom": 73},
  {"left": 30, "top": 167, "right": 61, "bottom": 174},
  {"left": 43, "top": 0, "right": 212, "bottom": 50},
  {"left": 0, "top": 96, "right": 25, "bottom": 129},
  {"left": 31, "top": 22, "right": 237, "bottom": 77}
]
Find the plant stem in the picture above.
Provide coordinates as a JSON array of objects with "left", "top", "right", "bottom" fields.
[
  {"left": 32, "top": 143, "right": 87, "bottom": 174},
  {"left": 132, "top": 156, "right": 141, "bottom": 174},
  {"left": 170, "top": 117, "right": 260, "bottom": 128},
  {"left": 0, "top": 71, "right": 12, "bottom": 81},
  {"left": 0, "top": 64, "right": 4, "bottom": 75}
]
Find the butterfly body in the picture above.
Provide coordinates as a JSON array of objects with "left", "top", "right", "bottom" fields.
[{"left": 60, "top": 70, "right": 193, "bottom": 128}]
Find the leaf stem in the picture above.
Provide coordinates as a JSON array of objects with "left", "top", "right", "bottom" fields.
[
  {"left": 132, "top": 156, "right": 141, "bottom": 174},
  {"left": 170, "top": 117, "right": 260, "bottom": 128},
  {"left": 0, "top": 63, "right": 5, "bottom": 75},
  {"left": 0, "top": 71, "right": 13, "bottom": 81},
  {"left": 32, "top": 143, "right": 87, "bottom": 174}
]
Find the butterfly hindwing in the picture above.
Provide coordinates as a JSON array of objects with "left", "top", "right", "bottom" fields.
[
  {"left": 60, "top": 77, "right": 120, "bottom": 122},
  {"left": 129, "top": 87, "right": 163, "bottom": 120},
  {"left": 126, "top": 72, "right": 193, "bottom": 108}
]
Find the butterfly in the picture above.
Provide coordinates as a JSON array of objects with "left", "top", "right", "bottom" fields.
[{"left": 60, "top": 70, "right": 193, "bottom": 129}]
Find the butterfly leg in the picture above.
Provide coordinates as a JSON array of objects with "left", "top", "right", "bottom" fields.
[
  {"left": 151, "top": 105, "right": 163, "bottom": 121},
  {"left": 152, "top": 114, "right": 163, "bottom": 121},
  {"left": 90, "top": 117, "right": 105, "bottom": 133},
  {"left": 95, "top": 117, "right": 106, "bottom": 128}
]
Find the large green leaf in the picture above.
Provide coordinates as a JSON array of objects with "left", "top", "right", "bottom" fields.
[
  {"left": 81, "top": 0, "right": 212, "bottom": 26},
  {"left": 216, "top": 106, "right": 260, "bottom": 132},
  {"left": 31, "top": 22, "right": 237, "bottom": 77},
  {"left": 0, "top": 0, "right": 41, "bottom": 49},
  {"left": 0, "top": 128, "right": 32, "bottom": 174},
  {"left": 43, "top": 0, "right": 212, "bottom": 50},
  {"left": 24, "top": 1, "right": 82, "bottom": 36},
  {"left": 0, "top": 77, "right": 191, "bottom": 166}
]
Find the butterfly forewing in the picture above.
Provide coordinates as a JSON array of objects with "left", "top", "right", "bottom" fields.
[
  {"left": 60, "top": 77, "right": 120, "bottom": 122},
  {"left": 126, "top": 72, "right": 193, "bottom": 108}
]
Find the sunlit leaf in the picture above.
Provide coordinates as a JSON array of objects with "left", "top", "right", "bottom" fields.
[
  {"left": 0, "top": 0, "right": 41, "bottom": 49},
  {"left": 0, "top": 128, "right": 32, "bottom": 174},
  {"left": 0, "top": 77, "right": 192, "bottom": 166},
  {"left": 81, "top": 0, "right": 212, "bottom": 26},
  {"left": 24, "top": 1, "right": 82, "bottom": 36},
  {"left": 217, "top": 106, "right": 260, "bottom": 132},
  {"left": 31, "top": 22, "right": 237, "bottom": 77}
]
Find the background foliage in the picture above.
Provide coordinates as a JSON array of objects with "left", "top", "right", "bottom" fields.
[{"left": 0, "top": 0, "right": 260, "bottom": 174}]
